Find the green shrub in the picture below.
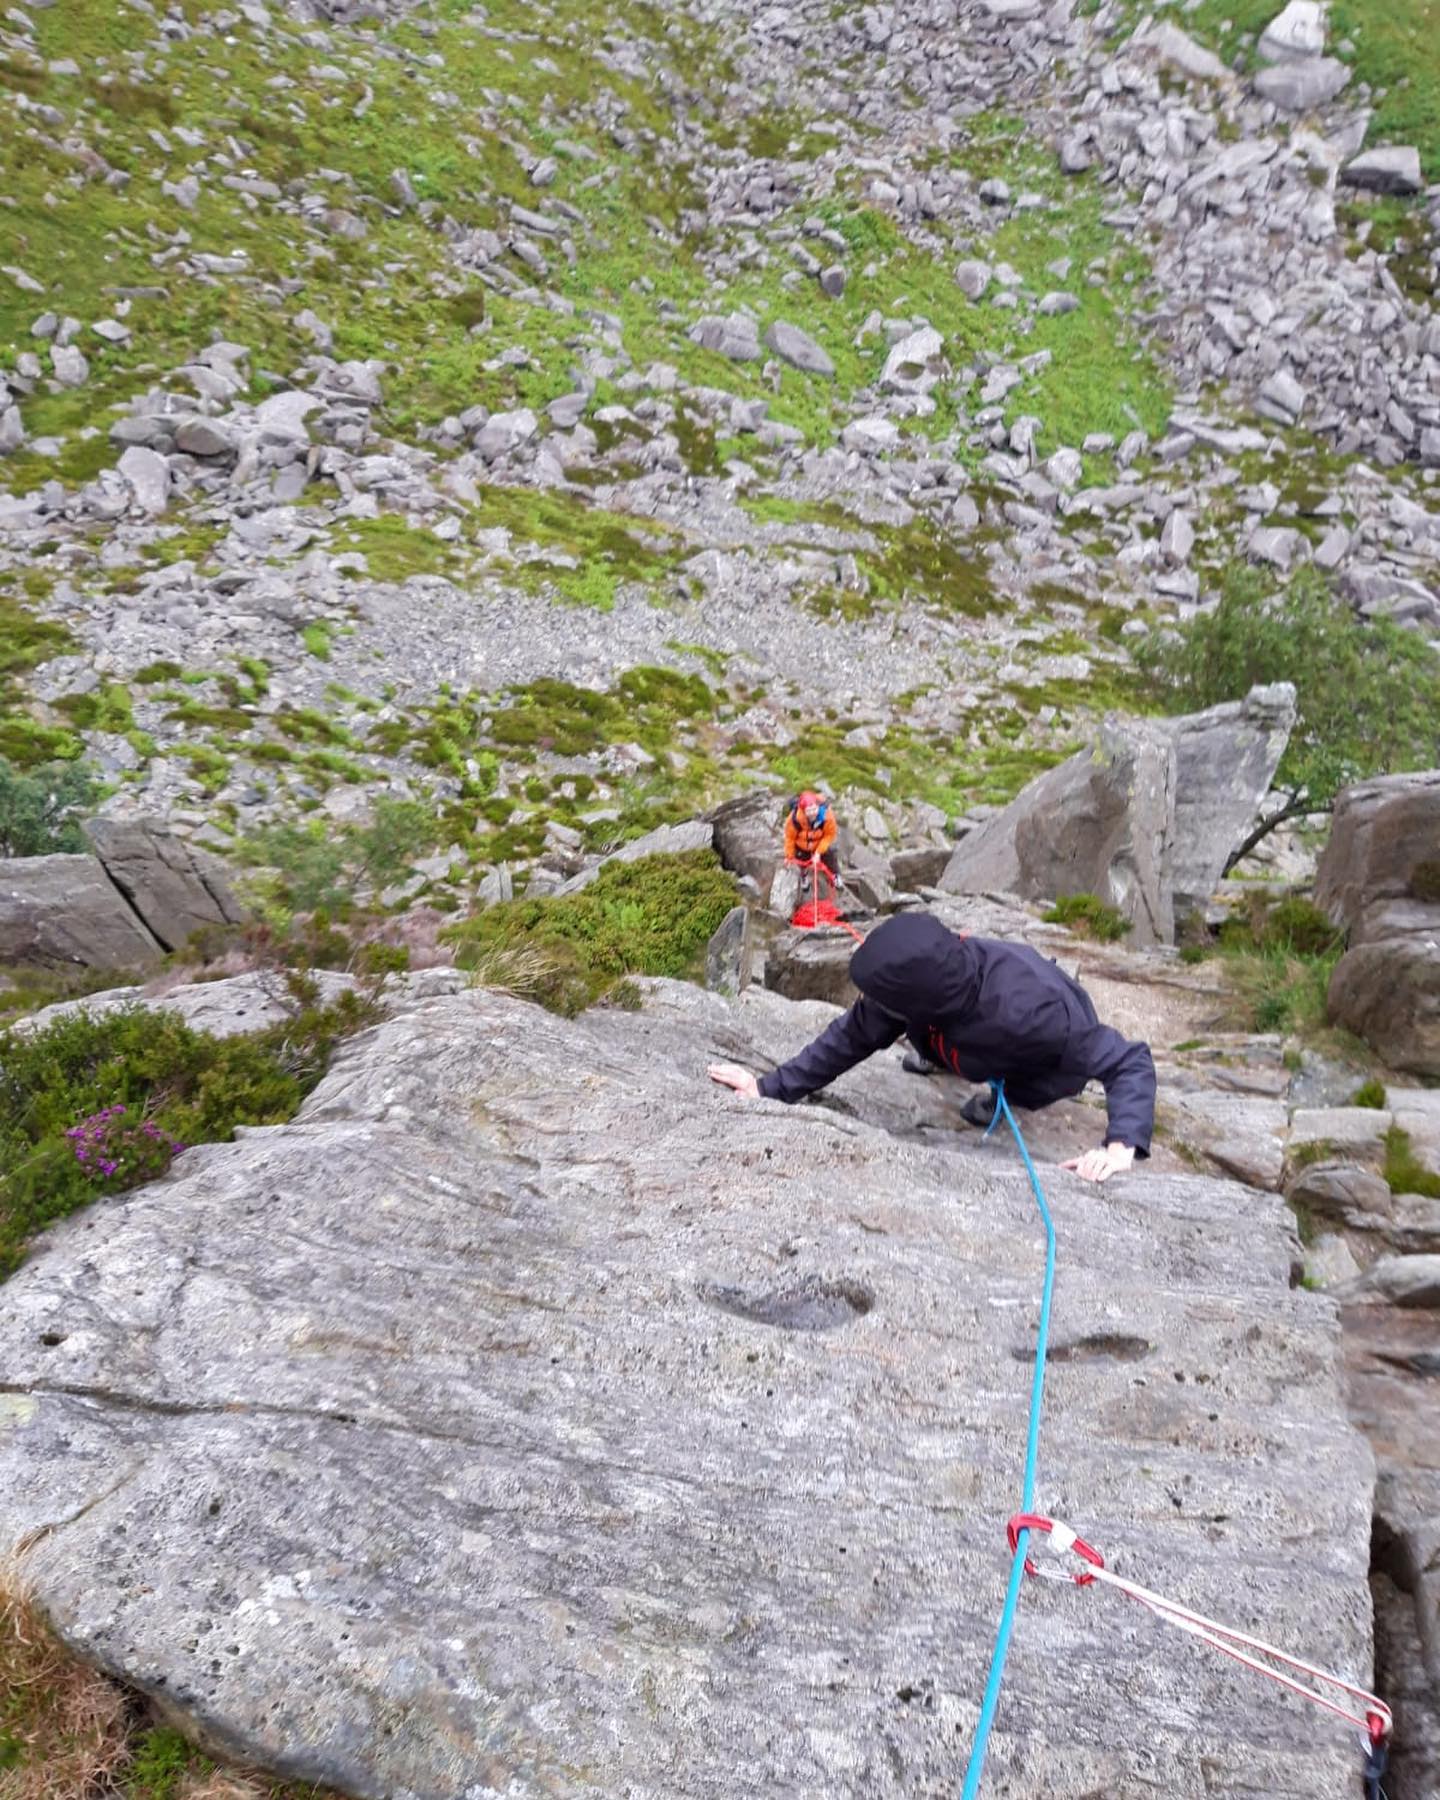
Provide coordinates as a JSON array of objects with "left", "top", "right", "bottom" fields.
[
  {"left": 239, "top": 798, "right": 443, "bottom": 916},
  {"left": 1383, "top": 1127, "right": 1440, "bottom": 1199},
  {"left": 0, "top": 984, "right": 380, "bottom": 1280},
  {"left": 1042, "top": 892, "right": 1131, "bottom": 942},
  {"left": 0, "top": 758, "right": 100, "bottom": 857},
  {"left": 1221, "top": 945, "right": 1340, "bottom": 1035},
  {"left": 446, "top": 849, "right": 738, "bottom": 1016},
  {"left": 1138, "top": 564, "right": 1440, "bottom": 854},
  {"left": 1351, "top": 1078, "right": 1388, "bottom": 1110}
]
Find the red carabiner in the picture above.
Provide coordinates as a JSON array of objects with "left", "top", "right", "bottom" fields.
[{"left": 1006, "top": 1512, "right": 1105, "bottom": 1586}]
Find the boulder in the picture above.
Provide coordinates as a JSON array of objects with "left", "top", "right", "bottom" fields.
[
  {"left": 881, "top": 326, "right": 946, "bottom": 394},
  {"left": 1328, "top": 940, "right": 1440, "bottom": 1078},
  {"left": 118, "top": 445, "right": 170, "bottom": 515},
  {"left": 889, "top": 845, "right": 951, "bottom": 892},
  {"left": 1132, "top": 20, "right": 1229, "bottom": 81},
  {"left": 708, "top": 790, "right": 784, "bottom": 890},
  {"left": 474, "top": 408, "right": 537, "bottom": 462},
  {"left": 939, "top": 687, "right": 1295, "bottom": 946},
  {"left": 1287, "top": 1160, "right": 1395, "bottom": 1233},
  {"left": 762, "top": 923, "right": 862, "bottom": 1003},
  {"left": 1254, "top": 57, "right": 1351, "bottom": 110},
  {"left": 688, "top": 313, "right": 761, "bottom": 360},
  {"left": 174, "top": 415, "right": 239, "bottom": 458},
  {"left": 82, "top": 817, "right": 244, "bottom": 952},
  {"left": 0, "top": 986, "right": 1376, "bottom": 1798},
  {"left": 1157, "top": 1092, "right": 1288, "bottom": 1191},
  {"left": 762, "top": 321, "right": 834, "bottom": 377},
  {"left": 0, "top": 854, "right": 162, "bottom": 969},
  {"left": 1161, "top": 683, "right": 1296, "bottom": 920},
  {"left": 1357, "top": 1255, "right": 1440, "bottom": 1309},
  {"left": 1258, "top": 0, "right": 1327, "bottom": 60},
  {"left": 705, "top": 904, "right": 751, "bottom": 996},
  {"left": 1314, "top": 769, "right": 1440, "bottom": 945},
  {"left": 1288, "top": 1105, "right": 1393, "bottom": 1171},
  {"left": 939, "top": 717, "right": 1177, "bottom": 946},
  {"left": 1341, "top": 147, "right": 1424, "bottom": 196}
]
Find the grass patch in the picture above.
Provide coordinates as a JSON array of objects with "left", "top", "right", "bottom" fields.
[
  {"left": 1042, "top": 892, "right": 1131, "bottom": 942},
  {"left": 0, "top": 1577, "right": 339, "bottom": 1798},
  {"left": 445, "top": 848, "right": 737, "bottom": 1015},
  {"left": 1351, "top": 1078, "right": 1388, "bottom": 1110},
  {"left": 1383, "top": 1127, "right": 1440, "bottom": 1199}
]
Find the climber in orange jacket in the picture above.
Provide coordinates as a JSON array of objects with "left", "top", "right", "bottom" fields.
[{"left": 784, "top": 790, "right": 840, "bottom": 885}]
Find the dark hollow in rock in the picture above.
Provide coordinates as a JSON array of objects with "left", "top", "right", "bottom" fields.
[
  {"left": 1015, "top": 1332, "right": 1154, "bottom": 1363},
  {"left": 700, "top": 1273, "right": 874, "bottom": 1331}
]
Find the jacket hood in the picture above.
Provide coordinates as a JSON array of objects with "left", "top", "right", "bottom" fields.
[{"left": 848, "top": 913, "right": 979, "bottom": 1022}]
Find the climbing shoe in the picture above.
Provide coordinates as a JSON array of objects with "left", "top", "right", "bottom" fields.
[
  {"left": 901, "top": 1050, "right": 938, "bottom": 1076},
  {"left": 960, "top": 1089, "right": 997, "bottom": 1129}
]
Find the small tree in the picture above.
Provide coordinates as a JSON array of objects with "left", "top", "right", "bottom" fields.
[
  {"left": 0, "top": 758, "right": 99, "bottom": 858},
  {"left": 1137, "top": 565, "right": 1440, "bottom": 864}
]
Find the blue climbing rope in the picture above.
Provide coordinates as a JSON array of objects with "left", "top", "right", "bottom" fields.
[{"left": 959, "top": 1081, "right": 1060, "bottom": 1800}]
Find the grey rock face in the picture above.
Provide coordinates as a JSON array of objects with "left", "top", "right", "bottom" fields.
[
  {"left": 708, "top": 789, "right": 784, "bottom": 890},
  {"left": 1315, "top": 770, "right": 1440, "bottom": 946},
  {"left": 939, "top": 689, "right": 1294, "bottom": 945},
  {"left": 1162, "top": 683, "right": 1296, "bottom": 921},
  {"left": 880, "top": 326, "right": 945, "bottom": 393},
  {"left": 705, "top": 904, "right": 751, "bottom": 995},
  {"left": 941, "top": 717, "right": 1176, "bottom": 946},
  {"left": 1341, "top": 147, "right": 1424, "bottom": 196},
  {"left": 955, "top": 259, "right": 992, "bottom": 299},
  {"left": 0, "top": 854, "right": 162, "bottom": 969},
  {"left": 0, "top": 988, "right": 1374, "bottom": 1798},
  {"left": 82, "top": 817, "right": 243, "bottom": 951},
  {"left": 1329, "top": 940, "right": 1440, "bottom": 1078},
  {"left": 762, "top": 320, "right": 835, "bottom": 377},
  {"left": 1257, "top": 370, "right": 1308, "bottom": 423}
]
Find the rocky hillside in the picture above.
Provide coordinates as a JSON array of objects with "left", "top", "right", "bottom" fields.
[{"left": 1, "top": 0, "right": 1436, "bottom": 905}]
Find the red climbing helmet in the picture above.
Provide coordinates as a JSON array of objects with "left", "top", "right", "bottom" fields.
[{"left": 797, "top": 789, "right": 823, "bottom": 810}]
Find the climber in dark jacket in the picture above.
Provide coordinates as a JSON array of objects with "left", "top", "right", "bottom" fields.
[{"left": 709, "top": 912, "right": 1155, "bottom": 1183}]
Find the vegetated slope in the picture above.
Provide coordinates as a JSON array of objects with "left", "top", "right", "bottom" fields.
[{"left": 0, "top": 0, "right": 1434, "bottom": 910}]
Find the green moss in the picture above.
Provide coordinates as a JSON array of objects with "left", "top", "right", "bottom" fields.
[
  {"left": 133, "top": 660, "right": 184, "bottom": 685},
  {"left": 1383, "top": 1127, "right": 1440, "bottom": 1199},
  {"left": 302, "top": 622, "right": 335, "bottom": 661},
  {"left": 1351, "top": 1078, "right": 1388, "bottom": 1110},
  {"left": 55, "top": 685, "right": 135, "bottom": 735}
]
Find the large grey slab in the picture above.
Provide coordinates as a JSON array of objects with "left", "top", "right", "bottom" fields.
[{"left": 0, "top": 985, "right": 1374, "bottom": 1798}]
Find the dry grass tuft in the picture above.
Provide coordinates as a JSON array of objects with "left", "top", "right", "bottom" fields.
[
  {"left": 0, "top": 1574, "right": 131, "bottom": 1799},
  {"left": 464, "top": 941, "right": 566, "bottom": 1000}
]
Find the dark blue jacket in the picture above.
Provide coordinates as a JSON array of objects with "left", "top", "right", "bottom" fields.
[{"left": 757, "top": 913, "right": 1155, "bottom": 1154}]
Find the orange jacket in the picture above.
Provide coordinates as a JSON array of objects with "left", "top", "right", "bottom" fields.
[{"left": 784, "top": 803, "right": 836, "bottom": 862}]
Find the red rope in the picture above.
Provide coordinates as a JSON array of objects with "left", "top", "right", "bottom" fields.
[{"left": 790, "top": 859, "right": 864, "bottom": 943}]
